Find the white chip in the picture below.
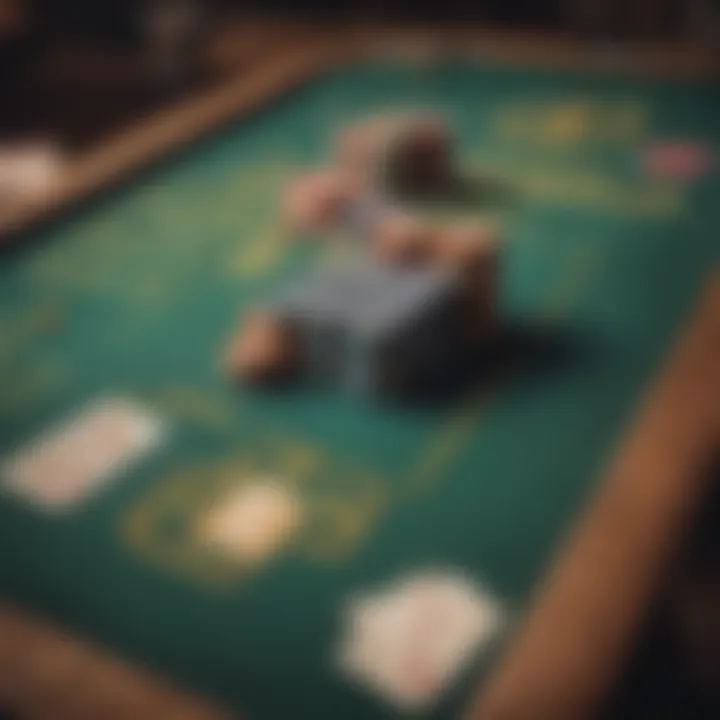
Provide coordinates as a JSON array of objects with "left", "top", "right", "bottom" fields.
[
  {"left": 0, "top": 141, "right": 64, "bottom": 206},
  {"left": 197, "top": 479, "right": 302, "bottom": 563}
]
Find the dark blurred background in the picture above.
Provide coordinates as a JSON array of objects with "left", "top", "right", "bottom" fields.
[{"left": 0, "top": 0, "right": 718, "bottom": 151}]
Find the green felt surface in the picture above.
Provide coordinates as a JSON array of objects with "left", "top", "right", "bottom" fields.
[{"left": 0, "top": 57, "right": 718, "bottom": 719}]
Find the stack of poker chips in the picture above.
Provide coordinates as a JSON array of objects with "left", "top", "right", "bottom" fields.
[{"left": 223, "top": 113, "right": 501, "bottom": 398}]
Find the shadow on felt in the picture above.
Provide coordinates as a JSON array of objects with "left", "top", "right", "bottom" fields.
[{"left": 398, "top": 319, "right": 591, "bottom": 411}]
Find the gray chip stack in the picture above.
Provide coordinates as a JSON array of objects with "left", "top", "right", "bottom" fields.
[{"left": 272, "top": 258, "right": 466, "bottom": 397}]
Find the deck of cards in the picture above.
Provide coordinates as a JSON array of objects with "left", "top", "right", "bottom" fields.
[
  {"left": 1, "top": 397, "right": 166, "bottom": 513},
  {"left": 336, "top": 569, "right": 505, "bottom": 711}
]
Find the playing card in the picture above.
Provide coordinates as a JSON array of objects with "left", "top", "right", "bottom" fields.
[
  {"left": 336, "top": 569, "right": 504, "bottom": 711},
  {"left": 1, "top": 397, "right": 165, "bottom": 513}
]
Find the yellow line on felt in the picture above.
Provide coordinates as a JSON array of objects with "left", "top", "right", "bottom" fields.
[
  {"left": 230, "top": 222, "right": 287, "bottom": 277},
  {"left": 120, "top": 459, "right": 262, "bottom": 588},
  {"left": 408, "top": 383, "right": 500, "bottom": 493}
]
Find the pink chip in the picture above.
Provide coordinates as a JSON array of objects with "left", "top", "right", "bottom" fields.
[{"left": 642, "top": 141, "right": 712, "bottom": 180}]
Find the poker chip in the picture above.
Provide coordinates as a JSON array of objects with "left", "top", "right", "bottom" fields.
[
  {"left": 197, "top": 478, "right": 303, "bottom": 563},
  {"left": 641, "top": 141, "right": 712, "bottom": 180}
]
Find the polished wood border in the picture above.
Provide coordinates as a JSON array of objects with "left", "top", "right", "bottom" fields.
[
  {"left": 467, "top": 276, "right": 720, "bottom": 720},
  {"left": 0, "top": 25, "right": 718, "bottom": 720},
  {"left": 0, "top": 603, "right": 227, "bottom": 719},
  {"left": 0, "top": 24, "right": 331, "bottom": 238},
  {"left": 346, "top": 26, "right": 719, "bottom": 78}
]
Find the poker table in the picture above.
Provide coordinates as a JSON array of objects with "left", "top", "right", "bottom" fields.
[{"left": 0, "top": 30, "right": 718, "bottom": 720}]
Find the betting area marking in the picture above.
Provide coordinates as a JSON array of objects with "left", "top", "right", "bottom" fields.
[{"left": 120, "top": 429, "right": 391, "bottom": 588}]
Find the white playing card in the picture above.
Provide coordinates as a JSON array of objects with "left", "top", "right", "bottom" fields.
[
  {"left": 1, "top": 397, "right": 165, "bottom": 513},
  {"left": 341, "top": 589, "right": 422, "bottom": 701},
  {"left": 336, "top": 569, "right": 504, "bottom": 711}
]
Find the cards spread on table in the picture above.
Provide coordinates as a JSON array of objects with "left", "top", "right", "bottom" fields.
[
  {"left": 336, "top": 569, "right": 504, "bottom": 710},
  {"left": 1, "top": 397, "right": 166, "bottom": 513}
]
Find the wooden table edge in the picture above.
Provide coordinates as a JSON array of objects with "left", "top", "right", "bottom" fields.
[
  {"left": 0, "top": 602, "right": 228, "bottom": 719},
  {"left": 345, "top": 26, "right": 720, "bottom": 79},
  {"left": 467, "top": 275, "right": 720, "bottom": 720},
  {"left": 0, "top": 26, "right": 717, "bottom": 720},
  {"left": 0, "top": 28, "right": 335, "bottom": 240}
]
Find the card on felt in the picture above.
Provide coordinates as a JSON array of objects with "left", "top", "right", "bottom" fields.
[
  {"left": 1, "top": 397, "right": 165, "bottom": 513},
  {"left": 337, "top": 569, "right": 504, "bottom": 711}
]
